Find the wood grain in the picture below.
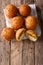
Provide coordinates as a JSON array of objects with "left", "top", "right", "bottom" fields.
[
  {"left": 11, "top": 0, "right": 35, "bottom": 65},
  {"left": 11, "top": 41, "right": 23, "bottom": 65},
  {"left": 11, "top": 0, "right": 34, "bottom": 7},
  {"left": 11, "top": 40, "right": 35, "bottom": 65},
  {"left": 35, "top": 39, "right": 43, "bottom": 65},
  {"left": 0, "top": 42, "right": 10, "bottom": 65},
  {"left": 0, "top": 0, "right": 43, "bottom": 65},
  {"left": 34, "top": 1, "right": 43, "bottom": 65},
  {"left": 0, "top": 0, "right": 11, "bottom": 65},
  {"left": 34, "top": 0, "right": 43, "bottom": 9}
]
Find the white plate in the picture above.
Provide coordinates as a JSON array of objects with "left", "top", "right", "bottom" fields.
[{"left": 4, "top": 4, "right": 41, "bottom": 39}]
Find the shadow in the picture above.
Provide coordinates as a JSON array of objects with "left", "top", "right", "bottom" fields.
[{"left": 36, "top": 6, "right": 43, "bottom": 41}]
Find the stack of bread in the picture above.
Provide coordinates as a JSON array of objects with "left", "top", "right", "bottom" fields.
[{"left": 1, "top": 4, "right": 38, "bottom": 41}]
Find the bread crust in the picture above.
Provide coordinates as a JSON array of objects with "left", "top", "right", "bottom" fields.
[
  {"left": 25, "top": 16, "right": 38, "bottom": 30},
  {"left": 26, "top": 30, "right": 38, "bottom": 41},
  {"left": 1, "top": 28, "right": 15, "bottom": 41},
  {"left": 19, "top": 4, "right": 31, "bottom": 16},
  {"left": 16, "top": 28, "right": 25, "bottom": 41},
  {"left": 10, "top": 16, "right": 24, "bottom": 30},
  {"left": 5, "top": 4, "right": 18, "bottom": 18}
]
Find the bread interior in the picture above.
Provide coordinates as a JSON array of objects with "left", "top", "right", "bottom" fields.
[{"left": 26, "top": 33, "right": 37, "bottom": 41}]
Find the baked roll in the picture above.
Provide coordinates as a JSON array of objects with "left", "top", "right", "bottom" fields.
[
  {"left": 5, "top": 4, "right": 18, "bottom": 18},
  {"left": 25, "top": 16, "right": 38, "bottom": 30},
  {"left": 26, "top": 30, "right": 38, "bottom": 41},
  {"left": 10, "top": 16, "right": 24, "bottom": 30},
  {"left": 16, "top": 28, "right": 25, "bottom": 41},
  {"left": 19, "top": 4, "right": 31, "bottom": 16},
  {"left": 1, "top": 27, "right": 15, "bottom": 41}
]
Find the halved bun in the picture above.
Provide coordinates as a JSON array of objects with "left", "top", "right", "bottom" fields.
[
  {"left": 16, "top": 28, "right": 25, "bottom": 41},
  {"left": 26, "top": 30, "right": 38, "bottom": 41}
]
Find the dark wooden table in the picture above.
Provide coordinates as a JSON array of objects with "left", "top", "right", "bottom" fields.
[{"left": 0, "top": 0, "right": 43, "bottom": 65}]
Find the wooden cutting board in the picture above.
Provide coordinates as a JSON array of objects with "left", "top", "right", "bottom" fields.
[{"left": 0, "top": 0, "right": 43, "bottom": 65}]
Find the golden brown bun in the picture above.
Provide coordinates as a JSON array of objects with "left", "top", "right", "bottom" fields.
[
  {"left": 5, "top": 4, "right": 18, "bottom": 18},
  {"left": 25, "top": 16, "right": 38, "bottom": 30},
  {"left": 10, "top": 16, "right": 24, "bottom": 30},
  {"left": 26, "top": 30, "right": 38, "bottom": 41},
  {"left": 19, "top": 4, "right": 31, "bottom": 16},
  {"left": 16, "top": 28, "right": 25, "bottom": 41},
  {"left": 1, "top": 28, "right": 15, "bottom": 41}
]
